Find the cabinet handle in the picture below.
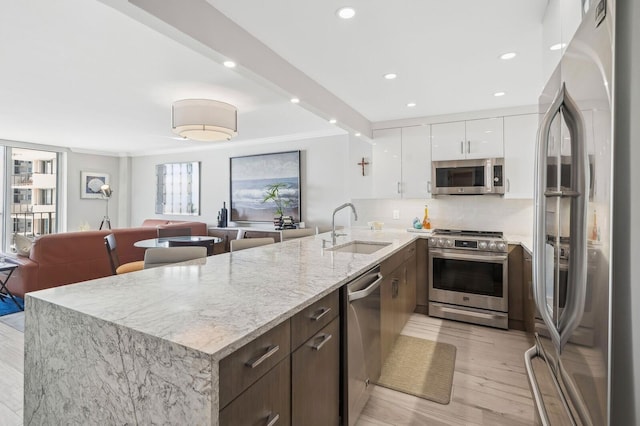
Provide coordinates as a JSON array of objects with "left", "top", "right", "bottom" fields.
[
  {"left": 467, "top": 140, "right": 471, "bottom": 154},
  {"left": 427, "top": 181, "right": 432, "bottom": 193},
  {"left": 310, "top": 307, "right": 331, "bottom": 322},
  {"left": 245, "top": 345, "right": 279, "bottom": 369},
  {"left": 311, "top": 333, "right": 333, "bottom": 351},
  {"left": 392, "top": 279, "right": 399, "bottom": 298},
  {"left": 266, "top": 412, "right": 280, "bottom": 426},
  {"left": 397, "top": 182, "right": 401, "bottom": 194},
  {"left": 460, "top": 141, "right": 464, "bottom": 154},
  {"left": 507, "top": 178, "right": 511, "bottom": 193}
]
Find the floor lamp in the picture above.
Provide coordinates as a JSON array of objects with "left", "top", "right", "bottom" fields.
[{"left": 99, "top": 184, "right": 113, "bottom": 230}]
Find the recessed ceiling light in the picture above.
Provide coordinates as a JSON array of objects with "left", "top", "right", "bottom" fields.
[
  {"left": 355, "top": 132, "right": 361, "bottom": 137},
  {"left": 494, "top": 91, "right": 506, "bottom": 97},
  {"left": 329, "top": 118, "right": 337, "bottom": 124},
  {"left": 336, "top": 7, "right": 356, "bottom": 19},
  {"left": 223, "top": 60, "right": 236, "bottom": 68},
  {"left": 383, "top": 73, "right": 397, "bottom": 80},
  {"left": 290, "top": 97, "right": 300, "bottom": 104},
  {"left": 407, "top": 102, "right": 416, "bottom": 107},
  {"left": 500, "top": 52, "right": 517, "bottom": 60},
  {"left": 549, "top": 43, "right": 566, "bottom": 51}
]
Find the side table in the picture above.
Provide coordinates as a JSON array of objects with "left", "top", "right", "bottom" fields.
[{"left": 0, "top": 260, "right": 23, "bottom": 311}]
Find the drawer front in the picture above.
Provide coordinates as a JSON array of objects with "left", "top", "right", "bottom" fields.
[
  {"left": 292, "top": 318, "right": 340, "bottom": 426},
  {"left": 220, "top": 357, "right": 291, "bottom": 426},
  {"left": 403, "top": 242, "right": 417, "bottom": 262},
  {"left": 219, "top": 320, "right": 291, "bottom": 408},
  {"left": 291, "top": 290, "right": 339, "bottom": 349}
]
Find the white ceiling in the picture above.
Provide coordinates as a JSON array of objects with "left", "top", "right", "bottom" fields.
[{"left": 0, "top": 0, "right": 548, "bottom": 156}]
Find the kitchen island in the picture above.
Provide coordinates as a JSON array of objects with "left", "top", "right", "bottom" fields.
[{"left": 24, "top": 229, "right": 416, "bottom": 425}]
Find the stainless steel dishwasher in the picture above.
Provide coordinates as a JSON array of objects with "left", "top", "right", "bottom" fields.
[{"left": 345, "top": 266, "right": 383, "bottom": 426}]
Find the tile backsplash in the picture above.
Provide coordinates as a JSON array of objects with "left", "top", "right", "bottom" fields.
[{"left": 351, "top": 197, "right": 533, "bottom": 236}]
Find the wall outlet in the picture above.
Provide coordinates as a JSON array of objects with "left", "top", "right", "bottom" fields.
[{"left": 392, "top": 209, "right": 400, "bottom": 220}]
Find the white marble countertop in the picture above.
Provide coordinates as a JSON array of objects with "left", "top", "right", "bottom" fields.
[{"left": 27, "top": 228, "right": 415, "bottom": 361}]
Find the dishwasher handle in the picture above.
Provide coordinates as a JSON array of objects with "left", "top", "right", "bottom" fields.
[{"left": 348, "top": 273, "right": 383, "bottom": 302}]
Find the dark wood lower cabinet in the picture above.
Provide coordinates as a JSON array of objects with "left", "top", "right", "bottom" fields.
[
  {"left": 292, "top": 318, "right": 340, "bottom": 426},
  {"left": 219, "top": 357, "right": 291, "bottom": 426}
]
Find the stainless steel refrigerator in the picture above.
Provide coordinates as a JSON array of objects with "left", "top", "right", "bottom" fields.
[{"left": 525, "top": 1, "right": 613, "bottom": 424}]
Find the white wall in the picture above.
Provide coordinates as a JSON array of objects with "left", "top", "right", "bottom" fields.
[
  {"left": 351, "top": 197, "right": 533, "bottom": 237},
  {"left": 65, "top": 151, "right": 121, "bottom": 231},
  {"left": 129, "top": 134, "right": 352, "bottom": 230}
]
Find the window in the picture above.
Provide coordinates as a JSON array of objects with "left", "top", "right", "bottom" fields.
[
  {"left": 2, "top": 147, "right": 59, "bottom": 253},
  {"left": 155, "top": 162, "right": 200, "bottom": 215}
]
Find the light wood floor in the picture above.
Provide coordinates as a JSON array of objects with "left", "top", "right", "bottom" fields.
[
  {"left": 0, "top": 312, "right": 536, "bottom": 426},
  {"left": 358, "top": 313, "right": 537, "bottom": 426},
  {"left": 0, "top": 312, "right": 24, "bottom": 426}
]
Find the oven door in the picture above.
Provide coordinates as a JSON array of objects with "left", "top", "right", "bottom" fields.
[{"left": 429, "top": 248, "right": 508, "bottom": 312}]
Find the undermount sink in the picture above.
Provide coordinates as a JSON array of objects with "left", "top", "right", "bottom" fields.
[{"left": 326, "top": 240, "right": 391, "bottom": 254}]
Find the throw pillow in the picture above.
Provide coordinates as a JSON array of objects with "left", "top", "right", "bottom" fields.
[{"left": 14, "top": 233, "right": 34, "bottom": 257}]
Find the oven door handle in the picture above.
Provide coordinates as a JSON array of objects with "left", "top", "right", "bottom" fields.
[{"left": 430, "top": 250, "right": 507, "bottom": 263}]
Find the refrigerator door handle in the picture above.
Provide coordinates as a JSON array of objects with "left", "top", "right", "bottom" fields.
[
  {"left": 534, "top": 83, "right": 590, "bottom": 353},
  {"left": 524, "top": 345, "right": 552, "bottom": 426},
  {"left": 556, "top": 85, "right": 589, "bottom": 350},
  {"left": 533, "top": 84, "right": 565, "bottom": 351}
]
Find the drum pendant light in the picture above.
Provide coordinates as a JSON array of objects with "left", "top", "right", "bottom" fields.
[{"left": 172, "top": 99, "right": 238, "bottom": 141}]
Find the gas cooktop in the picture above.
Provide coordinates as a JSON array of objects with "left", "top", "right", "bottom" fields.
[
  {"left": 429, "top": 229, "right": 507, "bottom": 252},
  {"left": 431, "top": 229, "right": 504, "bottom": 239}
]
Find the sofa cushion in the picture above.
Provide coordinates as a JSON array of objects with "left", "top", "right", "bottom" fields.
[{"left": 14, "top": 233, "right": 35, "bottom": 257}]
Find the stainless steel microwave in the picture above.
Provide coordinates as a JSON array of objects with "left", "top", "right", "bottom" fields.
[{"left": 432, "top": 158, "right": 504, "bottom": 195}]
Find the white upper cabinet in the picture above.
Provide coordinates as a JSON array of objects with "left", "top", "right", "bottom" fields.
[
  {"left": 504, "top": 114, "right": 539, "bottom": 199},
  {"left": 430, "top": 121, "right": 465, "bottom": 161},
  {"left": 372, "top": 126, "right": 432, "bottom": 199},
  {"left": 401, "top": 126, "right": 431, "bottom": 199},
  {"left": 372, "top": 128, "right": 403, "bottom": 199},
  {"left": 465, "top": 117, "right": 504, "bottom": 159},
  {"left": 431, "top": 118, "right": 504, "bottom": 161}
]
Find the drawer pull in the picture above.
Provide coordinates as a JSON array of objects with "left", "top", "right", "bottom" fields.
[
  {"left": 245, "top": 345, "right": 279, "bottom": 369},
  {"left": 266, "top": 412, "right": 280, "bottom": 426},
  {"left": 310, "top": 307, "right": 331, "bottom": 322},
  {"left": 311, "top": 333, "right": 332, "bottom": 351}
]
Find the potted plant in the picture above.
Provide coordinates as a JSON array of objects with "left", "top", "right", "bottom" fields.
[{"left": 262, "top": 182, "right": 291, "bottom": 229}]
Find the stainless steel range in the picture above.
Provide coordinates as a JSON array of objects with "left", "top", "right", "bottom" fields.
[{"left": 428, "top": 229, "right": 509, "bottom": 329}]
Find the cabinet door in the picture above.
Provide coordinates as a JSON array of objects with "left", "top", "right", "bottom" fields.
[
  {"left": 465, "top": 117, "right": 504, "bottom": 159},
  {"left": 523, "top": 251, "right": 534, "bottom": 332},
  {"left": 507, "top": 244, "right": 525, "bottom": 331},
  {"left": 401, "top": 126, "right": 432, "bottom": 198},
  {"left": 372, "top": 128, "right": 402, "bottom": 199},
  {"left": 431, "top": 121, "right": 466, "bottom": 161},
  {"left": 380, "top": 275, "right": 395, "bottom": 363},
  {"left": 292, "top": 318, "right": 340, "bottom": 426},
  {"left": 404, "top": 252, "right": 417, "bottom": 319},
  {"left": 504, "top": 114, "right": 538, "bottom": 198}
]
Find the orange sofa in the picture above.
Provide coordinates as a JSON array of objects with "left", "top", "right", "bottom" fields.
[{"left": 6, "top": 220, "right": 208, "bottom": 298}]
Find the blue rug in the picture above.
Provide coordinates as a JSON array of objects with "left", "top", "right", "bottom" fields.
[{"left": 0, "top": 295, "right": 24, "bottom": 316}]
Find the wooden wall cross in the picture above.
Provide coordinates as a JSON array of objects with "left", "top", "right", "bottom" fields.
[{"left": 357, "top": 157, "right": 369, "bottom": 176}]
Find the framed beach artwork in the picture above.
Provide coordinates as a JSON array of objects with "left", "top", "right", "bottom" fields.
[
  {"left": 81, "top": 171, "right": 109, "bottom": 199},
  {"left": 230, "top": 150, "right": 301, "bottom": 222}
]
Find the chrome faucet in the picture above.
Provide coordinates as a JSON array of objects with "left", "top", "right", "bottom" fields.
[{"left": 331, "top": 202, "right": 358, "bottom": 245}]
